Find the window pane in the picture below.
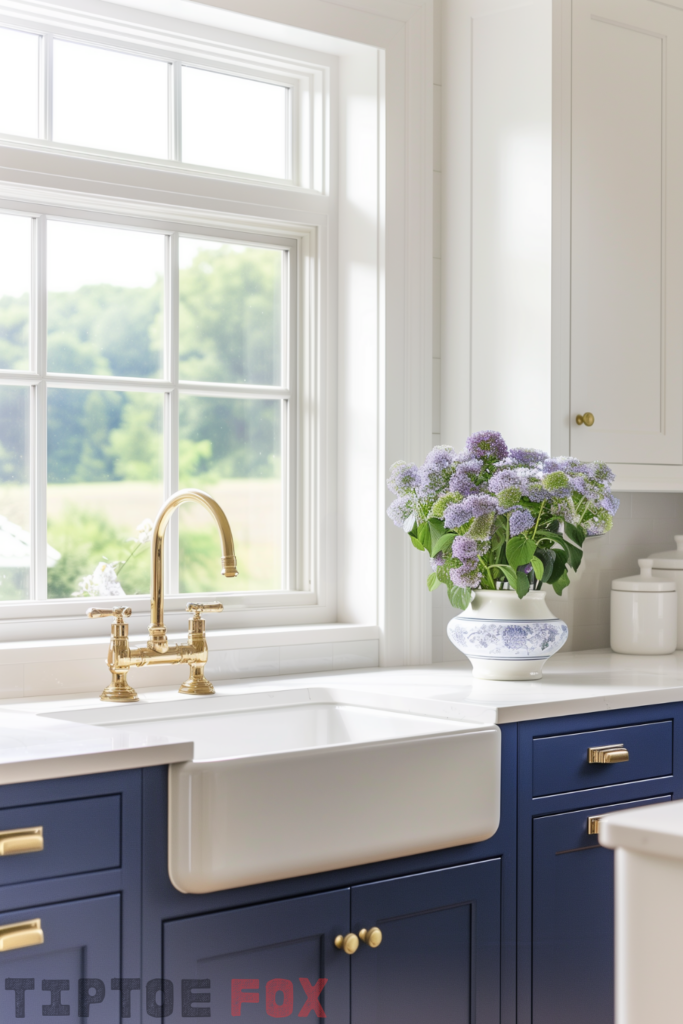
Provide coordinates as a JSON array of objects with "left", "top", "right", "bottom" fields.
[
  {"left": 182, "top": 67, "right": 287, "bottom": 178},
  {"left": 0, "top": 213, "right": 31, "bottom": 371},
  {"left": 47, "top": 221, "right": 164, "bottom": 378},
  {"left": 53, "top": 40, "right": 168, "bottom": 159},
  {"left": 179, "top": 239, "right": 282, "bottom": 385},
  {"left": 0, "top": 28, "right": 39, "bottom": 138},
  {"left": 47, "top": 389, "right": 163, "bottom": 599},
  {"left": 178, "top": 395, "right": 282, "bottom": 594},
  {"left": 0, "top": 385, "right": 30, "bottom": 601}
]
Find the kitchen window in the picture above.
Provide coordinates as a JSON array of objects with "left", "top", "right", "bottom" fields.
[
  {"left": 0, "top": 207, "right": 296, "bottom": 605},
  {"left": 0, "top": 3, "right": 330, "bottom": 636}
]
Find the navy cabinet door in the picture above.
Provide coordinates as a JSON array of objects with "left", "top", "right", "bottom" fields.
[
  {"left": 532, "top": 795, "right": 670, "bottom": 1024},
  {"left": 350, "top": 858, "right": 501, "bottom": 1024},
  {"left": 0, "top": 894, "right": 120, "bottom": 1024},
  {"left": 164, "top": 889, "right": 350, "bottom": 1021}
]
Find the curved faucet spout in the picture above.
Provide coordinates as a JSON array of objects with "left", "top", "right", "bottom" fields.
[{"left": 149, "top": 489, "right": 237, "bottom": 646}]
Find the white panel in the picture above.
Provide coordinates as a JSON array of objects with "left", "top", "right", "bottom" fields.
[
  {"left": 470, "top": 1, "right": 552, "bottom": 451},
  {"left": 570, "top": 0, "right": 683, "bottom": 464}
]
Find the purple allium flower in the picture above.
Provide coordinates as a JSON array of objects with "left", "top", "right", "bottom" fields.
[
  {"left": 465, "top": 494, "right": 499, "bottom": 518},
  {"left": 387, "top": 461, "right": 419, "bottom": 496},
  {"left": 450, "top": 459, "right": 483, "bottom": 497},
  {"left": 586, "top": 461, "right": 615, "bottom": 484},
  {"left": 508, "top": 447, "right": 548, "bottom": 467},
  {"left": 466, "top": 430, "right": 508, "bottom": 462},
  {"left": 417, "top": 446, "right": 457, "bottom": 497},
  {"left": 489, "top": 468, "right": 525, "bottom": 493},
  {"left": 509, "top": 508, "right": 535, "bottom": 536},
  {"left": 444, "top": 503, "right": 475, "bottom": 529},
  {"left": 452, "top": 536, "right": 478, "bottom": 561},
  {"left": 386, "top": 496, "right": 413, "bottom": 527},
  {"left": 449, "top": 564, "right": 482, "bottom": 589},
  {"left": 601, "top": 492, "right": 620, "bottom": 515}
]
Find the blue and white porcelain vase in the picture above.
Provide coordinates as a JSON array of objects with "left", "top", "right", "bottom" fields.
[{"left": 447, "top": 590, "right": 568, "bottom": 681}]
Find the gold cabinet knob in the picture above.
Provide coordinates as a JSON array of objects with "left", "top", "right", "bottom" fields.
[
  {"left": 587, "top": 816, "right": 602, "bottom": 835},
  {"left": 334, "top": 933, "right": 359, "bottom": 955},
  {"left": 575, "top": 412, "right": 595, "bottom": 426},
  {"left": 588, "top": 743, "right": 629, "bottom": 764},
  {"left": 359, "top": 927, "right": 382, "bottom": 948}
]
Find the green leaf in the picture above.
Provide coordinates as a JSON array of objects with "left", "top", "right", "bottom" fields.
[
  {"left": 564, "top": 541, "right": 583, "bottom": 572},
  {"left": 535, "top": 548, "right": 557, "bottom": 583},
  {"left": 564, "top": 522, "right": 587, "bottom": 547},
  {"left": 410, "top": 535, "right": 426, "bottom": 552},
  {"left": 428, "top": 519, "right": 446, "bottom": 545},
  {"left": 432, "top": 532, "right": 456, "bottom": 555},
  {"left": 552, "top": 571, "right": 571, "bottom": 596},
  {"left": 427, "top": 572, "right": 441, "bottom": 592},
  {"left": 516, "top": 568, "right": 531, "bottom": 598},
  {"left": 498, "top": 565, "right": 519, "bottom": 591},
  {"left": 417, "top": 522, "right": 432, "bottom": 554},
  {"left": 530, "top": 556, "right": 545, "bottom": 582},
  {"left": 506, "top": 535, "right": 536, "bottom": 569},
  {"left": 547, "top": 550, "right": 568, "bottom": 585},
  {"left": 447, "top": 585, "right": 472, "bottom": 610}
]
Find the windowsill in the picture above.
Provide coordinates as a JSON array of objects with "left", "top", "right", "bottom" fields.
[{"left": 0, "top": 623, "right": 381, "bottom": 700}]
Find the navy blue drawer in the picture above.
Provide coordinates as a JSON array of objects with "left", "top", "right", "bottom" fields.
[
  {"left": 0, "top": 795, "right": 120, "bottom": 887},
  {"left": 532, "top": 720, "right": 673, "bottom": 797}
]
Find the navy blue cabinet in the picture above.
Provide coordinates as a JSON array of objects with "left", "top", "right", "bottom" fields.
[
  {"left": 164, "top": 889, "right": 350, "bottom": 1021},
  {"left": 351, "top": 858, "right": 501, "bottom": 1024},
  {"left": 0, "top": 894, "right": 120, "bottom": 1024},
  {"left": 532, "top": 795, "right": 670, "bottom": 1024}
]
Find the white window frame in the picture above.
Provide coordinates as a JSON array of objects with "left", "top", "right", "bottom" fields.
[
  {"left": 0, "top": 3, "right": 330, "bottom": 191},
  {"left": 0, "top": 0, "right": 434, "bottom": 674}
]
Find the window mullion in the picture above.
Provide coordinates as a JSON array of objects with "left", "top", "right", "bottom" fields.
[
  {"left": 30, "top": 215, "right": 47, "bottom": 601},
  {"left": 165, "top": 231, "right": 180, "bottom": 595},
  {"left": 40, "top": 31, "right": 53, "bottom": 141},
  {"left": 171, "top": 60, "right": 182, "bottom": 163}
]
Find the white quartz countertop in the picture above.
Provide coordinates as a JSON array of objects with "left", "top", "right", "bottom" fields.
[
  {"left": 3, "top": 648, "right": 683, "bottom": 783},
  {"left": 600, "top": 800, "right": 683, "bottom": 860}
]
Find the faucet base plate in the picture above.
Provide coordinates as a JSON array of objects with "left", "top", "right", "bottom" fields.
[
  {"left": 178, "top": 678, "right": 215, "bottom": 696},
  {"left": 100, "top": 675, "right": 140, "bottom": 703}
]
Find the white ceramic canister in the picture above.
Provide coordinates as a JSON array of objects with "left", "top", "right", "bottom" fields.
[
  {"left": 649, "top": 537, "right": 683, "bottom": 650},
  {"left": 610, "top": 559, "right": 677, "bottom": 655},
  {"left": 447, "top": 589, "right": 568, "bottom": 681}
]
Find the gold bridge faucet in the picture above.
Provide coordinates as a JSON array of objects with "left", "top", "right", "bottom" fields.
[{"left": 87, "top": 489, "right": 238, "bottom": 703}]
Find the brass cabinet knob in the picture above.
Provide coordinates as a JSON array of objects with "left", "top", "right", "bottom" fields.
[
  {"left": 0, "top": 827, "right": 43, "bottom": 856},
  {"left": 0, "top": 919, "right": 44, "bottom": 953},
  {"left": 359, "top": 927, "right": 382, "bottom": 948},
  {"left": 588, "top": 743, "right": 629, "bottom": 764},
  {"left": 587, "top": 816, "right": 602, "bottom": 835},
  {"left": 575, "top": 412, "right": 595, "bottom": 426},
  {"left": 334, "top": 933, "right": 359, "bottom": 955}
]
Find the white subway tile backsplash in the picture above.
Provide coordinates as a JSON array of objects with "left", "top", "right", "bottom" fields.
[{"left": 332, "top": 640, "right": 378, "bottom": 671}]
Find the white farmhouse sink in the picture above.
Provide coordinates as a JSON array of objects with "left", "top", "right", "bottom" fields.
[{"left": 47, "top": 687, "right": 501, "bottom": 893}]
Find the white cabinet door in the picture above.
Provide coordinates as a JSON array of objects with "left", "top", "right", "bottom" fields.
[{"left": 570, "top": 0, "right": 683, "bottom": 465}]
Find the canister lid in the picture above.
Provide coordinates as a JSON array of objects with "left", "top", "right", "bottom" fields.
[
  {"left": 612, "top": 559, "right": 676, "bottom": 593},
  {"left": 649, "top": 535, "right": 683, "bottom": 569}
]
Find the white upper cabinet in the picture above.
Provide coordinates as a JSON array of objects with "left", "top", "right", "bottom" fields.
[
  {"left": 570, "top": 0, "right": 683, "bottom": 466},
  {"left": 442, "top": 0, "right": 683, "bottom": 489}
]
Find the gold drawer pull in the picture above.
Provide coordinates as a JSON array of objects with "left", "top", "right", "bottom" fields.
[
  {"left": 588, "top": 744, "right": 629, "bottom": 764},
  {"left": 587, "top": 816, "right": 601, "bottom": 835},
  {"left": 0, "top": 919, "right": 43, "bottom": 952},
  {"left": 0, "top": 827, "right": 43, "bottom": 856},
  {"left": 575, "top": 412, "right": 595, "bottom": 426},
  {"left": 359, "top": 927, "right": 382, "bottom": 948},
  {"left": 334, "top": 933, "right": 359, "bottom": 955}
]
